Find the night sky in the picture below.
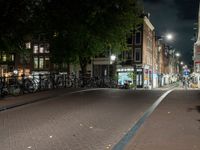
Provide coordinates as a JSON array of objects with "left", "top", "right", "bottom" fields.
[{"left": 143, "top": 0, "right": 199, "bottom": 66}]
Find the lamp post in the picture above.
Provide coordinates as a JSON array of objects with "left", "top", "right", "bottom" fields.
[
  {"left": 108, "top": 53, "right": 116, "bottom": 78},
  {"left": 157, "top": 44, "right": 162, "bottom": 87},
  {"left": 166, "top": 33, "right": 174, "bottom": 41},
  {"left": 175, "top": 52, "right": 181, "bottom": 74},
  {"left": 175, "top": 52, "right": 180, "bottom": 57},
  {"left": 156, "top": 33, "right": 174, "bottom": 87},
  {"left": 180, "top": 61, "right": 184, "bottom": 65},
  {"left": 110, "top": 54, "right": 116, "bottom": 63}
]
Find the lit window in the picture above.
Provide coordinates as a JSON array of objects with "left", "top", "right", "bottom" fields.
[
  {"left": 34, "top": 57, "right": 38, "bottom": 69},
  {"left": 39, "top": 57, "right": 44, "bottom": 69},
  {"left": 2, "top": 54, "right": 6, "bottom": 62},
  {"left": 39, "top": 47, "right": 44, "bottom": 53},
  {"left": 33, "top": 45, "right": 38, "bottom": 53},
  {"left": 11, "top": 54, "right": 15, "bottom": 61},
  {"left": 26, "top": 42, "right": 31, "bottom": 49},
  {"left": 134, "top": 48, "right": 141, "bottom": 62}
]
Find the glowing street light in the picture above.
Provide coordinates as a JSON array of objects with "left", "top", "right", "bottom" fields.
[
  {"left": 180, "top": 61, "right": 184, "bottom": 65},
  {"left": 175, "top": 52, "right": 180, "bottom": 57},
  {"left": 166, "top": 33, "right": 173, "bottom": 41},
  {"left": 110, "top": 54, "right": 116, "bottom": 61}
]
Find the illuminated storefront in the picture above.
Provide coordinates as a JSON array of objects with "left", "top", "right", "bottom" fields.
[
  {"left": 117, "top": 67, "right": 135, "bottom": 87},
  {"left": 0, "top": 52, "right": 15, "bottom": 76}
]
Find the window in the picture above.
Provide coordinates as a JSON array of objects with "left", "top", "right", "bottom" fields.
[
  {"left": 39, "top": 57, "right": 44, "bottom": 69},
  {"left": 44, "top": 57, "right": 50, "bottom": 68},
  {"left": 135, "top": 32, "right": 141, "bottom": 45},
  {"left": 11, "top": 54, "right": 14, "bottom": 61},
  {"left": 39, "top": 46, "right": 44, "bottom": 53},
  {"left": 2, "top": 54, "right": 6, "bottom": 62},
  {"left": 123, "top": 49, "right": 132, "bottom": 60},
  {"left": 45, "top": 44, "right": 50, "bottom": 53},
  {"left": 147, "top": 37, "right": 152, "bottom": 49},
  {"left": 134, "top": 48, "right": 141, "bottom": 62},
  {"left": 26, "top": 42, "right": 31, "bottom": 49},
  {"left": 33, "top": 45, "right": 38, "bottom": 53},
  {"left": 34, "top": 57, "right": 38, "bottom": 69}
]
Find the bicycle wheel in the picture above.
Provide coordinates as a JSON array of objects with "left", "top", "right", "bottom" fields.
[
  {"left": 24, "top": 79, "right": 35, "bottom": 93},
  {"left": 8, "top": 83, "right": 22, "bottom": 96},
  {"left": 65, "top": 78, "right": 72, "bottom": 88},
  {"left": 56, "top": 77, "right": 64, "bottom": 88}
]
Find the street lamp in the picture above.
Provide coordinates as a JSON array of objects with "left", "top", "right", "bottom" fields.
[
  {"left": 180, "top": 61, "right": 184, "bottom": 65},
  {"left": 13, "top": 69, "right": 18, "bottom": 75},
  {"left": 107, "top": 54, "right": 116, "bottom": 78},
  {"left": 156, "top": 33, "right": 174, "bottom": 87},
  {"left": 175, "top": 52, "right": 180, "bottom": 57},
  {"left": 110, "top": 54, "right": 116, "bottom": 63},
  {"left": 166, "top": 33, "right": 174, "bottom": 41}
]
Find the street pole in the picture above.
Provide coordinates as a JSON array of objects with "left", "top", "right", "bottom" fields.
[
  {"left": 152, "top": 31, "right": 154, "bottom": 89},
  {"left": 108, "top": 49, "right": 111, "bottom": 79}
]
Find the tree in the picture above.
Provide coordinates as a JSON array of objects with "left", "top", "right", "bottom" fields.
[
  {"left": 0, "top": 0, "right": 142, "bottom": 76},
  {"left": 0, "top": 0, "right": 40, "bottom": 51},
  {"left": 42, "top": 0, "right": 142, "bottom": 75}
]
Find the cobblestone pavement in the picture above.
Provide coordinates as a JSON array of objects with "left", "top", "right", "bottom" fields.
[
  {"left": 0, "top": 89, "right": 164, "bottom": 150},
  {"left": 0, "top": 88, "right": 83, "bottom": 110},
  {"left": 125, "top": 90, "right": 200, "bottom": 150}
]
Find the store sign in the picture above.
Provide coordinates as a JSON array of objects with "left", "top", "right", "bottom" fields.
[
  {"left": 117, "top": 68, "right": 134, "bottom": 72},
  {"left": 136, "top": 69, "right": 143, "bottom": 72},
  {"left": 183, "top": 68, "right": 190, "bottom": 77}
]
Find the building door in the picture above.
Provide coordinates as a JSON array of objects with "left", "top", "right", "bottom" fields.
[{"left": 136, "top": 68, "right": 143, "bottom": 88}]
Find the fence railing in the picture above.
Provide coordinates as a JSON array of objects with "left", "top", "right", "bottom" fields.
[{"left": 0, "top": 74, "right": 118, "bottom": 97}]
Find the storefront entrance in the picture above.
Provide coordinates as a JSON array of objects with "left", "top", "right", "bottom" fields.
[{"left": 136, "top": 68, "right": 143, "bottom": 88}]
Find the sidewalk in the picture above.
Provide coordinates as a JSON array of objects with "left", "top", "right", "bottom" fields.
[
  {"left": 124, "top": 90, "right": 200, "bottom": 150},
  {"left": 0, "top": 88, "right": 80, "bottom": 111},
  {"left": 135, "top": 82, "right": 178, "bottom": 91},
  {"left": 154, "top": 82, "right": 179, "bottom": 90}
]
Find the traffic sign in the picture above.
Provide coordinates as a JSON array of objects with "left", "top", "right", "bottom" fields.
[{"left": 183, "top": 68, "right": 190, "bottom": 76}]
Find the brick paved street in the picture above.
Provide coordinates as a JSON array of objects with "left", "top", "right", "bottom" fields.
[
  {"left": 1, "top": 88, "right": 200, "bottom": 150},
  {"left": 0, "top": 89, "right": 164, "bottom": 150}
]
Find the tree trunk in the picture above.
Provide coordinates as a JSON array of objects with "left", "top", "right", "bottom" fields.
[{"left": 79, "top": 56, "right": 88, "bottom": 77}]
